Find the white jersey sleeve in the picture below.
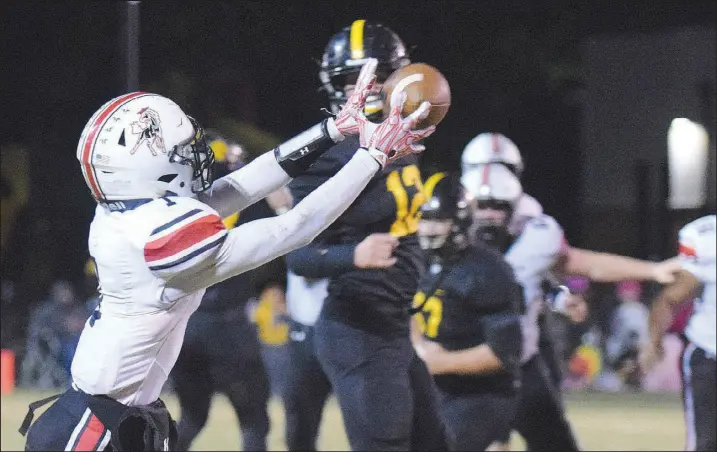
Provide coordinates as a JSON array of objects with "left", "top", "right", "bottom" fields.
[
  {"left": 197, "top": 151, "right": 292, "bottom": 218},
  {"left": 679, "top": 215, "right": 716, "bottom": 356},
  {"left": 166, "top": 149, "right": 379, "bottom": 297}
]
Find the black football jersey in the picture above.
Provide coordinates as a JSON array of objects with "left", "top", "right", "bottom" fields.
[
  {"left": 414, "top": 246, "right": 523, "bottom": 395},
  {"left": 289, "top": 136, "right": 425, "bottom": 337}
]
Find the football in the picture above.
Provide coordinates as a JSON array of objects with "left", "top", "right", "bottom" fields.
[{"left": 381, "top": 63, "right": 451, "bottom": 129}]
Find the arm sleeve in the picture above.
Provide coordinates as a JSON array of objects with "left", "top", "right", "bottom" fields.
[
  {"left": 480, "top": 312, "right": 523, "bottom": 374},
  {"left": 285, "top": 242, "right": 357, "bottom": 278},
  {"left": 168, "top": 149, "right": 379, "bottom": 294},
  {"left": 197, "top": 151, "right": 292, "bottom": 219}
]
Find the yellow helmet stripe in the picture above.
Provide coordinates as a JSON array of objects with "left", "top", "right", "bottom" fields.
[
  {"left": 350, "top": 19, "right": 366, "bottom": 60},
  {"left": 423, "top": 172, "right": 446, "bottom": 199},
  {"left": 364, "top": 104, "right": 383, "bottom": 115},
  {"left": 209, "top": 138, "right": 228, "bottom": 162}
]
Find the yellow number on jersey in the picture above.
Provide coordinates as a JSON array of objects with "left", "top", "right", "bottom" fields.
[
  {"left": 386, "top": 165, "right": 426, "bottom": 237},
  {"left": 412, "top": 290, "right": 443, "bottom": 338}
]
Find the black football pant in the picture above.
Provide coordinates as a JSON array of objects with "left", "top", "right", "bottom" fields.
[
  {"left": 172, "top": 310, "right": 271, "bottom": 452},
  {"left": 282, "top": 320, "right": 332, "bottom": 451},
  {"left": 23, "top": 386, "right": 175, "bottom": 451},
  {"left": 512, "top": 354, "right": 580, "bottom": 451},
  {"left": 681, "top": 342, "right": 716, "bottom": 451},
  {"left": 438, "top": 390, "right": 516, "bottom": 451},
  {"left": 314, "top": 318, "right": 447, "bottom": 451},
  {"left": 538, "top": 310, "right": 564, "bottom": 389}
]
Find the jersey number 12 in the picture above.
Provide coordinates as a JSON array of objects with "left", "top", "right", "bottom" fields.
[{"left": 386, "top": 165, "right": 425, "bottom": 237}]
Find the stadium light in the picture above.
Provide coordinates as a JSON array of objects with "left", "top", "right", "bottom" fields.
[{"left": 667, "top": 117, "right": 710, "bottom": 210}]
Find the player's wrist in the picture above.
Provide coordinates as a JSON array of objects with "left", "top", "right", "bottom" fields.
[
  {"left": 363, "top": 147, "right": 387, "bottom": 168},
  {"left": 325, "top": 117, "right": 346, "bottom": 143}
]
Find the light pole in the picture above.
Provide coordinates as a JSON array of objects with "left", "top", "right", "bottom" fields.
[{"left": 120, "top": 1, "right": 140, "bottom": 92}]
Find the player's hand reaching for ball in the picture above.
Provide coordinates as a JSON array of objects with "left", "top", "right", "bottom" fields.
[{"left": 356, "top": 92, "right": 435, "bottom": 167}]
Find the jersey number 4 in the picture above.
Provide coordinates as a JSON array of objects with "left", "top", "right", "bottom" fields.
[
  {"left": 412, "top": 291, "right": 443, "bottom": 338},
  {"left": 386, "top": 165, "right": 425, "bottom": 237}
]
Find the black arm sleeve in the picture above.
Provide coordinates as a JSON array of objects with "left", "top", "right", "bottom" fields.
[
  {"left": 481, "top": 312, "right": 522, "bottom": 374},
  {"left": 285, "top": 242, "right": 357, "bottom": 279}
]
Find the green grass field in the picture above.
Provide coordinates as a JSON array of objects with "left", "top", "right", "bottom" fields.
[{"left": 1, "top": 389, "right": 685, "bottom": 451}]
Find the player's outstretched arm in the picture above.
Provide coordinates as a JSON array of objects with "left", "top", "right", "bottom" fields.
[
  {"left": 198, "top": 58, "right": 380, "bottom": 218},
  {"left": 169, "top": 88, "right": 435, "bottom": 294},
  {"left": 556, "top": 247, "right": 681, "bottom": 284}
]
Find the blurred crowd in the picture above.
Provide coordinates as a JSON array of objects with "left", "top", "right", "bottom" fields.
[{"left": 1, "top": 257, "right": 690, "bottom": 395}]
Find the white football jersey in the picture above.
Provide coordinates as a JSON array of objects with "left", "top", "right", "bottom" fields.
[
  {"left": 72, "top": 197, "right": 226, "bottom": 406},
  {"left": 71, "top": 149, "right": 380, "bottom": 406},
  {"left": 286, "top": 271, "right": 328, "bottom": 327},
  {"left": 509, "top": 193, "right": 544, "bottom": 235},
  {"left": 504, "top": 214, "right": 566, "bottom": 362},
  {"left": 680, "top": 215, "right": 716, "bottom": 356}
]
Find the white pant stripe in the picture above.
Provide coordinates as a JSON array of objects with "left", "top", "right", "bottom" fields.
[
  {"left": 97, "top": 429, "right": 112, "bottom": 451},
  {"left": 64, "top": 408, "right": 91, "bottom": 451}
]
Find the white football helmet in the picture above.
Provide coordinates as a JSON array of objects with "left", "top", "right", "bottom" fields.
[
  {"left": 461, "top": 132, "right": 524, "bottom": 176},
  {"left": 461, "top": 163, "right": 523, "bottom": 245},
  {"left": 76, "top": 92, "right": 214, "bottom": 201}
]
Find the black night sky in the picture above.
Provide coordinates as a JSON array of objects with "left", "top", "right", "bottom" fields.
[{"left": 1, "top": 1, "right": 715, "bottom": 296}]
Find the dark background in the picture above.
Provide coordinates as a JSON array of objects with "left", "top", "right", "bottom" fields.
[{"left": 1, "top": 1, "right": 715, "bottom": 302}]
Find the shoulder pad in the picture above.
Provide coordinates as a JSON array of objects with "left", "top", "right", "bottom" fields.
[
  {"left": 515, "top": 193, "right": 543, "bottom": 218},
  {"left": 517, "top": 214, "right": 566, "bottom": 256},
  {"left": 140, "top": 197, "right": 227, "bottom": 277},
  {"left": 458, "top": 247, "right": 523, "bottom": 311},
  {"left": 679, "top": 215, "right": 716, "bottom": 262}
]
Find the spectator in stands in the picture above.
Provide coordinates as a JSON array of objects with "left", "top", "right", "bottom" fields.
[
  {"left": 20, "top": 280, "right": 87, "bottom": 388},
  {"left": 604, "top": 281, "right": 649, "bottom": 390}
]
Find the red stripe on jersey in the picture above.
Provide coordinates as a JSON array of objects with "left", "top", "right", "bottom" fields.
[
  {"left": 73, "top": 414, "right": 105, "bottom": 451},
  {"left": 80, "top": 92, "right": 147, "bottom": 199},
  {"left": 491, "top": 133, "right": 500, "bottom": 154},
  {"left": 679, "top": 243, "right": 697, "bottom": 258},
  {"left": 144, "top": 214, "right": 225, "bottom": 263}
]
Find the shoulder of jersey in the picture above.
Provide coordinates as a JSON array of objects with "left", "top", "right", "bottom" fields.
[
  {"left": 518, "top": 214, "right": 565, "bottom": 253},
  {"left": 516, "top": 193, "right": 544, "bottom": 218},
  {"left": 679, "top": 215, "right": 716, "bottom": 259},
  {"left": 138, "top": 197, "right": 228, "bottom": 273}
]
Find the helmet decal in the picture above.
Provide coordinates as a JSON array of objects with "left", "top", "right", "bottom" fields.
[{"left": 130, "top": 107, "right": 166, "bottom": 156}]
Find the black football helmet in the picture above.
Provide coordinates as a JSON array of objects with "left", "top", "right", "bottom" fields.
[
  {"left": 419, "top": 172, "right": 473, "bottom": 256},
  {"left": 319, "top": 19, "right": 410, "bottom": 120}
]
